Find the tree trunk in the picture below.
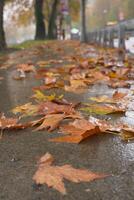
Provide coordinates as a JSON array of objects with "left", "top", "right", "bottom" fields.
[
  {"left": 80, "top": 0, "right": 87, "bottom": 42},
  {"left": 0, "top": 0, "right": 6, "bottom": 51},
  {"left": 48, "top": 0, "right": 59, "bottom": 39},
  {"left": 34, "top": 0, "right": 46, "bottom": 40}
]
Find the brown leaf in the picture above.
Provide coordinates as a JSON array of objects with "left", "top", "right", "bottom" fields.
[
  {"left": 112, "top": 91, "right": 127, "bottom": 100},
  {"left": 17, "top": 63, "right": 35, "bottom": 73},
  {"left": 121, "top": 128, "right": 134, "bottom": 141},
  {"left": 0, "top": 113, "right": 18, "bottom": 130},
  {"left": 81, "top": 103, "right": 125, "bottom": 115},
  {"left": 0, "top": 113, "right": 26, "bottom": 131},
  {"left": 33, "top": 153, "right": 107, "bottom": 195},
  {"left": 50, "top": 119, "right": 101, "bottom": 143},
  {"left": 89, "top": 91, "right": 127, "bottom": 104},
  {"left": 34, "top": 114, "right": 65, "bottom": 131},
  {"left": 33, "top": 112, "right": 82, "bottom": 132},
  {"left": 109, "top": 80, "right": 130, "bottom": 89},
  {"left": 38, "top": 101, "right": 76, "bottom": 115},
  {"left": 0, "top": 77, "right": 4, "bottom": 80},
  {"left": 45, "top": 77, "right": 57, "bottom": 85}
]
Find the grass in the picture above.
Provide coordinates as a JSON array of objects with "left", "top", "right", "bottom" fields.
[
  {"left": 0, "top": 40, "right": 49, "bottom": 58},
  {"left": 10, "top": 40, "right": 49, "bottom": 50}
]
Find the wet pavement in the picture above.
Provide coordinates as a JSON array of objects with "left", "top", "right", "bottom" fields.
[{"left": 0, "top": 41, "right": 134, "bottom": 200}]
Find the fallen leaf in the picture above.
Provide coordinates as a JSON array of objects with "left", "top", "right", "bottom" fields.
[
  {"left": 34, "top": 114, "right": 65, "bottom": 131},
  {"left": 81, "top": 103, "right": 125, "bottom": 115},
  {"left": 38, "top": 101, "right": 76, "bottom": 115},
  {"left": 37, "top": 60, "right": 51, "bottom": 67},
  {"left": 45, "top": 76, "right": 57, "bottom": 85},
  {"left": 12, "top": 102, "right": 38, "bottom": 117},
  {"left": 109, "top": 80, "right": 130, "bottom": 89},
  {"left": 121, "top": 128, "right": 134, "bottom": 141},
  {"left": 17, "top": 63, "right": 35, "bottom": 73},
  {"left": 89, "top": 91, "right": 127, "bottom": 103},
  {"left": 0, "top": 113, "right": 18, "bottom": 130},
  {"left": 0, "top": 77, "right": 4, "bottom": 80},
  {"left": 89, "top": 95, "right": 114, "bottom": 104},
  {"left": 31, "top": 90, "right": 56, "bottom": 102},
  {"left": 31, "top": 90, "right": 64, "bottom": 102},
  {"left": 112, "top": 91, "right": 127, "bottom": 100},
  {"left": 0, "top": 113, "right": 26, "bottom": 133},
  {"left": 50, "top": 119, "right": 101, "bottom": 143},
  {"left": 33, "top": 112, "right": 82, "bottom": 132},
  {"left": 33, "top": 152, "right": 107, "bottom": 195}
]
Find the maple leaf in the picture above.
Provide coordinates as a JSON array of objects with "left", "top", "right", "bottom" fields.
[
  {"left": 45, "top": 76, "right": 57, "bottom": 85},
  {"left": 81, "top": 103, "right": 125, "bottom": 115},
  {"left": 31, "top": 90, "right": 56, "bottom": 102},
  {"left": 34, "top": 114, "right": 65, "bottom": 131},
  {"left": 112, "top": 91, "right": 127, "bottom": 100},
  {"left": 50, "top": 119, "right": 101, "bottom": 143},
  {"left": 0, "top": 113, "right": 27, "bottom": 138},
  {"left": 108, "top": 80, "right": 130, "bottom": 89},
  {"left": 17, "top": 63, "right": 35, "bottom": 73},
  {"left": 37, "top": 60, "right": 51, "bottom": 67},
  {"left": 12, "top": 103, "right": 38, "bottom": 117},
  {"left": 89, "top": 91, "right": 127, "bottom": 104},
  {"left": 37, "top": 101, "right": 76, "bottom": 115},
  {"left": 89, "top": 95, "right": 114, "bottom": 104},
  {"left": 32, "top": 112, "right": 83, "bottom": 132},
  {"left": 121, "top": 128, "right": 134, "bottom": 141},
  {"left": 31, "top": 90, "right": 64, "bottom": 102},
  {"left": 91, "top": 71, "right": 110, "bottom": 82},
  {"left": 64, "top": 79, "right": 88, "bottom": 94},
  {"left": 0, "top": 113, "right": 18, "bottom": 130},
  {"left": 33, "top": 153, "right": 107, "bottom": 195}
]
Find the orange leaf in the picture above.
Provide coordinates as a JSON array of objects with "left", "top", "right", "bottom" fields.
[
  {"left": 50, "top": 119, "right": 101, "bottom": 143},
  {"left": 38, "top": 101, "right": 76, "bottom": 115},
  {"left": 34, "top": 114, "right": 65, "bottom": 131},
  {"left": 17, "top": 63, "right": 35, "bottom": 73},
  {"left": 33, "top": 153, "right": 107, "bottom": 195},
  {"left": 112, "top": 91, "right": 127, "bottom": 100}
]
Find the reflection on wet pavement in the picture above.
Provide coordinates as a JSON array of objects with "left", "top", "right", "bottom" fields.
[{"left": 0, "top": 43, "right": 134, "bottom": 200}]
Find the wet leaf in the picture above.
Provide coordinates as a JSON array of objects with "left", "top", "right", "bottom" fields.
[
  {"left": 31, "top": 90, "right": 64, "bottom": 102},
  {"left": 89, "top": 95, "right": 114, "bottom": 103},
  {"left": 38, "top": 101, "right": 76, "bottom": 115},
  {"left": 45, "top": 76, "right": 57, "bottom": 85},
  {"left": 34, "top": 114, "right": 65, "bottom": 131},
  {"left": 32, "top": 90, "right": 56, "bottom": 102},
  {"left": 37, "top": 60, "right": 51, "bottom": 67},
  {"left": 33, "top": 112, "right": 82, "bottom": 132},
  {"left": 50, "top": 119, "right": 101, "bottom": 143},
  {"left": 0, "top": 77, "right": 4, "bottom": 80},
  {"left": 12, "top": 102, "right": 38, "bottom": 117},
  {"left": 33, "top": 152, "right": 107, "bottom": 195},
  {"left": 112, "top": 91, "right": 127, "bottom": 100},
  {"left": 17, "top": 63, "right": 35, "bottom": 73},
  {"left": 109, "top": 80, "right": 130, "bottom": 89},
  {"left": 89, "top": 91, "right": 127, "bottom": 103},
  {"left": 0, "top": 113, "right": 18, "bottom": 130},
  {"left": 81, "top": 103, "right": 125, "bottom": 115},
  {"left": 0, "top": 113, "right": 26, "bottom": 132},
  {"left": 121, "top": 128, "right": 134, "bottom": 141}
]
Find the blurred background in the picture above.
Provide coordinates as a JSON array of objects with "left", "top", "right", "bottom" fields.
[{"left": 2, "top": 0, "right": 134, "bottom": 52}]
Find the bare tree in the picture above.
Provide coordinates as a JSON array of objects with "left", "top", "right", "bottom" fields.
[
  {"left": 48, "top": 0, "right": 59, "bottom": 39},
  {"left": 0, "top": 0, "right": 6, "bottom": 50},
  {"left": 80, "top": 0, "right": 87, "bottom": 42},
  {"left": 34, "top": 0, "right": 46, "bottom": 40}
]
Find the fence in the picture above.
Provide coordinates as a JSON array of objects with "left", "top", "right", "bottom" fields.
[{"left": 86, "top": 19, "right": 134, "bottom": 50}]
